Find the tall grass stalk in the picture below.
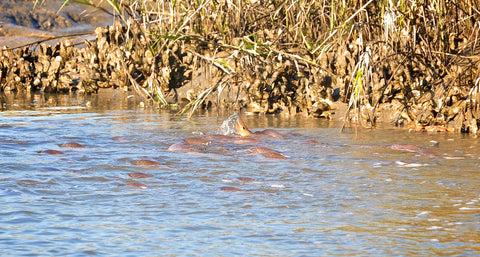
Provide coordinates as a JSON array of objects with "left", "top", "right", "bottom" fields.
[{"left": 342, "top": 46, "right": 373, "bottom": 130}]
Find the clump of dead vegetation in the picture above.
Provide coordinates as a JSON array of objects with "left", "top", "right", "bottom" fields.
[{"left": 1, "top": 0, "right": 480, "bottom": 133}]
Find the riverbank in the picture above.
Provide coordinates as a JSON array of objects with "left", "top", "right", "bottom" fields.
[
  {"left": 0, "top": 0, "right": 112, "bottom": 48},
  {"left": 1, "top": 0, "right": 479, "bottom": 133}
]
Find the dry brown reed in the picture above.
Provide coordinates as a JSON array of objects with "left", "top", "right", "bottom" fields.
[{"left": 3, "top": 0, "right": 480, "bottom": 132}]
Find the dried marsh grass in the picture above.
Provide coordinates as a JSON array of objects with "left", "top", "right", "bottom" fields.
[{"left": 3, "top": 0, "right": 480, "bottom": 132}]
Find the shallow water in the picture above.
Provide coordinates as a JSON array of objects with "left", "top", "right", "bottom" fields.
[{"left": 1, "top": 92, "right": 479, "bottom": 256}]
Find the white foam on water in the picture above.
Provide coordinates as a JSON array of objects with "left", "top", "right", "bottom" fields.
[
  {"left": 447, "top": 222, "right": 463, "bottom": 226},
  {"left": 417, "top": 211, "right": 430, "bottom": 216},
  {"left": 216, "top": 113, "right": 239, "bottom": 135},
  {"left": 404, "top": 163, "right": 424, "bottom": 168},
  {"left": 395, "top": 161, "right": 426, "bottom": 167},
  {"left": 443, "top": 156, "right": 465, "bottom": 160},
  {"left": 459, "top": 207, "right": 480, "bottom": 210}
]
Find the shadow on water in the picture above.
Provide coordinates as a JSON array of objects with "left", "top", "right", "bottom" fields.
[{"left": 1, "top": 89, "right": 479, "bottom": 256}]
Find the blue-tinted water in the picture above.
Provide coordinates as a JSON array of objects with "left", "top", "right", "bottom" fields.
[{"left": 1, "top": 91, "right": 479, "bottom": 256}]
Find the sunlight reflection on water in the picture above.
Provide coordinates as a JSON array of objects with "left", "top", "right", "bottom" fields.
[{"left": 0, "top": 91, "right": 479, "bottom": 256}]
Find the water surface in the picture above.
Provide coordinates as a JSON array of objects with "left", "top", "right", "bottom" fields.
[{"left": 1, "top": 92, "right": 479, "bottom": 256}]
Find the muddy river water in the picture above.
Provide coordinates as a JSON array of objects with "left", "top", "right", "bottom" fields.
[{"left": 1, "top": 91, "right": 479, "bottom": 256}]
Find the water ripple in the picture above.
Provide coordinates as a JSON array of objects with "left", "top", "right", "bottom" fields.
[{"left": 0, "top": 109, "right": 479, "bottom": 256}]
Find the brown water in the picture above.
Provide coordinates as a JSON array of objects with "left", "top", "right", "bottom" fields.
[{"left": 1, "top": 90, "right": 479, "bottom": 256}]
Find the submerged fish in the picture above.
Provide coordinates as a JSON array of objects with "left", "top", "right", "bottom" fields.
[
  {"left": 169, "top": 113, "right": 286, "bottom": 158},
  {"left": 220, "top": 186, "right": 244, "bottom": 192},
  {"left": 128, "top": 172, "right": 153, "bottom": 178},
  {"left": 59, "top": 142, "right": 85, "bottom": 148},
  {"left": 130, "top": 160, "right": 161, "bottom": 166},
  {"left": 39, "top": 149, "right": 64, "bottom": 155},
  {"left": 122, "top": 183, "right": 148, "bottom": 189},
  {"left": 389, "top": 144, "right": 422, "bottom": 152},
  {"left": 168, "top": 142, "right": 204, "bottom": 153},
  {"left": 233, "top": 114, "right": 283, "bottom": 138}
]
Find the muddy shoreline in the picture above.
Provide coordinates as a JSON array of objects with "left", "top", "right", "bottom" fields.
[
  {"left": 1, "top": 0, "right": 479, "bottom": 133},
  {"left": 0, "top": 0, "right": 112, "bottom": 48}
]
